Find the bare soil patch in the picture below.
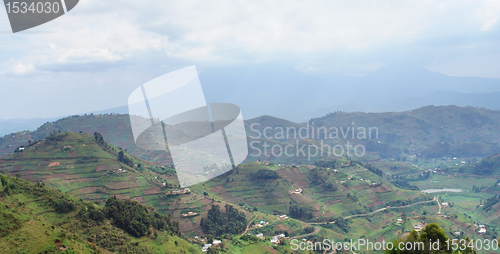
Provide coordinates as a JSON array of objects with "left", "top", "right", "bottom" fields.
[
  {"left": 95, "top": 165, "right": 106, "bottom": 172},
  {"left": 277, "top": 168, "right": 309, "bottom": 188},
  {"left": 48, "top": 162, "right": 60, "bottom": 167},
  {"left": 143, "top": 186, "right": 162, "bottom": 195}
]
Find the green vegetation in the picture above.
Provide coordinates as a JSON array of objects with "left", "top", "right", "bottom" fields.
[
  {"left": 2, "top": 106, "right": 500, "bottom": 253},
  {"left": 105, "top": 196, "right": 180, "bottom": 237},
  {"left": 252, "top": 169, "right": 280, "bottom": 180},
  {"left": 0, "top": 173, "right": 201, "bottom": 253},
  {"left": 386, "top": 223, "right": 475, "bottom": 254},
  {"left": 200, "top": 204, "right": 247, "bottom": 237}
]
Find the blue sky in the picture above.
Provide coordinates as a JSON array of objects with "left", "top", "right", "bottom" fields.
[{"left": 0, "top": 0, "right": 499, "bottom": 119}]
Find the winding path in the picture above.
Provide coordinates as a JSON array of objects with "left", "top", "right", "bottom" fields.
[
  {"left": 344, "top": 198, "right": 437, "bottom": 219},
  {"left": 291, "top": 226, "right": 320, "bottom": 239}
]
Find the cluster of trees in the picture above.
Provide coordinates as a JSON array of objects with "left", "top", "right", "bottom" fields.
[
  {"left": 364, "top": 163, "right": 383, "bottom": 176},
  {"left": 289, "top": 205, "right": 313, "bottom": 220},
  {"left": 385, "top": 223, "right": 475, "bottom": 254},
  {"left": 334, "top": 217, "right": 350, "bottom": 233},
  {"left": 117, "top": 151, "right": 134, "bottom": 167},
  {"left": 1, "top": 174, "right": 10, "bottom": 196},
  {"left": 474, "top": 159, "right": 497, "bottom": 175},
  {"left": 53, "top": 198, "right": 76, "bottom": 213},
  {"left": 252, "top": 169, "right": 279, "bottom": 180},
  {"left": 200, "top": 204, "right": 247, "bottom": 237},
  {"left": 105, "top": 196, "right": 180, "bottom": 237},
  {"left": 314, "top": 160, "right": 338, "bottom": 168},
  {"left": 149, "top": 166, "right": 176, "bottom": 175},
  {"left": 93, "top": 132, "right": 106, "bottom": 147},
  {"left": 483, "top": 195, "right": 500, "bottom": 212},
  {"left": 392, "top": 179, "right": 419, "bottom": 190}
]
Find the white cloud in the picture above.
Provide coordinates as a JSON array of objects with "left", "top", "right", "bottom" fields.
[
  {"left": 12, "top": 62, "right": 34, "bottom": 74},
  {"left": 0, "top": 59, "right": 35, "bottom": 75},
  {"left": 2, "top": 0, "right": 499, "bottom": 69},
  {"left": 477, "top": 0, "right": 500, "bottom": 31}
]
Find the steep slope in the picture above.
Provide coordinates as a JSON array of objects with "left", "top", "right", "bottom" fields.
[{"left": 0, "top": 173, "right": 201, "bottom": 254}]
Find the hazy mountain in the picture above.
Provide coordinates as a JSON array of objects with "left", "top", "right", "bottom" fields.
[
  {"left": 199, "top": 64, "right": 500, "bottom": 122},
  {"left": 0, "top": 117, "right": 58, "bottom": 137}
]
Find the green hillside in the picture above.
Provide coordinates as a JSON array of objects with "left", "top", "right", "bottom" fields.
[
  {"left": 0, "top": 173, "right": 201, "bottom": 254},
  {"left": 2, "top": 107, "right": 500, "bottom": 253},
  {"left": 3, "top": 106, "right": 500, "bottom": 165}
]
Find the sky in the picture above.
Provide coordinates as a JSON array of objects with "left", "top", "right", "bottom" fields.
[{"left": 0, "top": 0, "right": 499, "bottom": 119}]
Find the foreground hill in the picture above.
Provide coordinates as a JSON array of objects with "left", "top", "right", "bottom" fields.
[{"left": 0, "top": 173, "right": 201, "bottom": 253}]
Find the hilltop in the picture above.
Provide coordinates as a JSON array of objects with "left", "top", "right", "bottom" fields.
[{"left": 2, "top": 106, "right": 500, "bottom": 165}]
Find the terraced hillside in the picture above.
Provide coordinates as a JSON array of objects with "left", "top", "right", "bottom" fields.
[
  {"left": 0, "top": 173, "right": 201, "bottom": 254},
  {"left": 0, "top": 131, "right": 254, "bottom": 238}
]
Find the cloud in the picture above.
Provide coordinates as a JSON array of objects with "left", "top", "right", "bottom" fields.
[
  {"left": 0, "top": 0, "right": 499, "bottom": 119},
  {"left": 2, "top": 0, "right": 499, "bottom": 69},
  {"left": 0, "top": 59, "right": 34, "bottom": 75},
  {"left": 477, "top": 0, "right": 500, "bottom": 31}
]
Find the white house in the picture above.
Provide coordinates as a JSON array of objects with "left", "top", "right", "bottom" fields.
[
  {"left": 270, "top": 237, "right": 278, "bottom": 244},
  {"left": 201, "top": 243, "right": 212, "bottom": 252}
]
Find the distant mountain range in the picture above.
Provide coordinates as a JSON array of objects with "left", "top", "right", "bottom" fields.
[
  {"left": 2, "top": 64, "right": 500, "bottom": 136},
  {"left": 199, "top": 64, "right": 500, "bottom": 122},
  {"left": 0, "top": 117, "right": 59, "bottom": 137},
  {"left": 3, "top": 105, "right": 500, "bottom": 166}
]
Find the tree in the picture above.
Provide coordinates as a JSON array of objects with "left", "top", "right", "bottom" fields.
[
  {"left": 420, "top": 223, "right": 449, "bottom": 253},
  {"left": 118, "top": 151, "right": 125, "bottom": 162},
  {"left": 401, "top": 213, "right": 407, "bottom": 222},
  {"left": 385, "top": 224, "right": 453, "bottom": 254},
  {"left": 3, "top": 185, "right": 11, "bottom": 196},
  {"left": 0, "top": 175, "right": 7, "bottom": 187},
  {"left": 200, "top": 204, "right": 246, "bottom": 237}
]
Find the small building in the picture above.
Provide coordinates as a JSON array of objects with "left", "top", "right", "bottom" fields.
[
  {"left": 256, "top": 233, "right": 264, "bottom": 240},
  {"left": 201, "top": 243, "right": 212, "bottom": 252},
  {"left": 278, "top": 214, "right": 288, "bottom": 220},
  {"left": 441, "top": 203, "right": 449, "bottom": 207},
  {"left": 213, "top": 240, "right": 221, "bottom": 245},
  {"left": 270, "top": 237, "right": 278, "bottom": 244},
  {"left": 414, "top": 224, "right": 423, "bottom": 232},
  {"left": 397, "top": 219, "right": 403, "bottom": 224}
]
